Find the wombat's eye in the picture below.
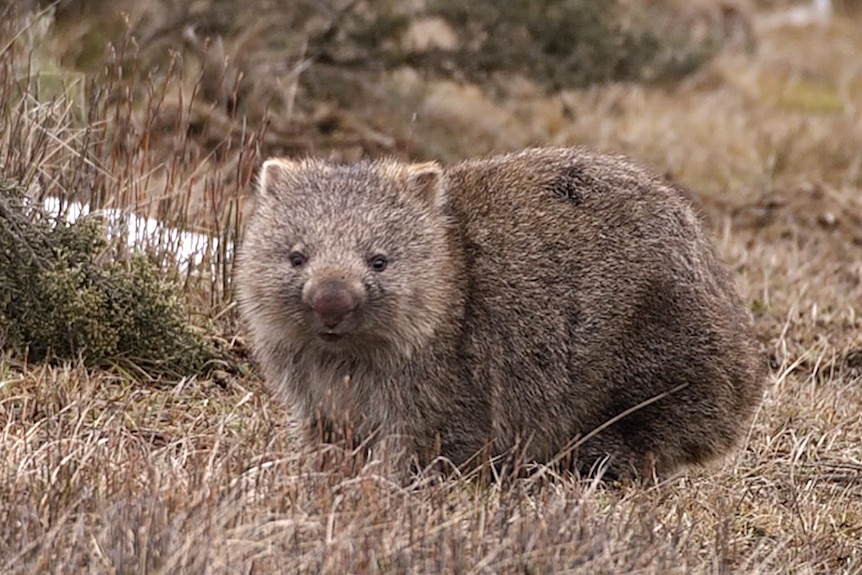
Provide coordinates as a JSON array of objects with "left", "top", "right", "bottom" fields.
[
  {"left": 289, "top": 252, "right": 307, "bottom": 268},
  {"left": 369, "top": 254, "right": 388, "bottom": 272}
]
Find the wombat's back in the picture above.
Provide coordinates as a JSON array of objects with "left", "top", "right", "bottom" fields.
[{"left": 445, "top": 147, "right": 764, "bottom": 477}]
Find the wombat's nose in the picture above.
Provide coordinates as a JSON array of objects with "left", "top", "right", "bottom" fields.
[{"left": 310, "top": 280, "right": 357, "bottom": 328}]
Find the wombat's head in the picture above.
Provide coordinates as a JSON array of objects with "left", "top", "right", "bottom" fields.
[{"left": 237, "top": 158, "right": 461, "bottom": 360}]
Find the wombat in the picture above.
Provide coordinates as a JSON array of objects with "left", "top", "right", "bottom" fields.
[{"left": 235, "top": 147, "right": 765, "bottom": 480}]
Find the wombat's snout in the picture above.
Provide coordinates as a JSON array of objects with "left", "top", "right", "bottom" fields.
[{"left": 307, "top": 280, "right": 359, "bottom": 330}]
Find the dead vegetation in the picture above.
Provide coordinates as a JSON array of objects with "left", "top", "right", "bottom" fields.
[{"left": 1, "top": 1, "right": 862, "bottom": 573}]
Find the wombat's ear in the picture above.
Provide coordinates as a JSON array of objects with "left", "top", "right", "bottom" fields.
[
  {"left": 405, "top": 161, "right": 445, "bottom": 209},
  {"left": 257, "top": 158, "right": 300, "bottom": 198}
]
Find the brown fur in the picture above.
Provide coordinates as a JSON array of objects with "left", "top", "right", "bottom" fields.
[{"left": 235, "top": 147, "right": 766, "bottom": 480}]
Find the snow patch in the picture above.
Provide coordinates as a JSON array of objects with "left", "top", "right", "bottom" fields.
[{"left": 40, "top": 196, "right": 222, "bottom": 272}]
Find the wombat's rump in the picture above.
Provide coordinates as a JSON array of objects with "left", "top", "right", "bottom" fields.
[{"left": 236, "top": 147, "right": 765, "bottom": 480}]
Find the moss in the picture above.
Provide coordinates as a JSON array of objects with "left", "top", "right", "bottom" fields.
[{"left": 0, "top": 181, "right": 213, "bottom": 377}]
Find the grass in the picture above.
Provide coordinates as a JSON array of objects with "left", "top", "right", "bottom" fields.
[{"left": 2, "top": 1, "right": 862, "bottom": 573}]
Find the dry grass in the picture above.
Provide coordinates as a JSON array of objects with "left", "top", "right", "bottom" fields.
[{"left": 2, "top": 2, "right": 862, "bottom": 573}]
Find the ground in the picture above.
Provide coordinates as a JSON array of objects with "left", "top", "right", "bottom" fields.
[{"left": 1, "top": 2, "right": 861, "bottom": 573}]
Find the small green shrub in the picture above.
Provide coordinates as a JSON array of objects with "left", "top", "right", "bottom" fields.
[
  {"left": 345, "top": 0, "right": 722, "bottom": 88},
  {"left": 0, "top": 181, "right": 214, "bottom": 377}
]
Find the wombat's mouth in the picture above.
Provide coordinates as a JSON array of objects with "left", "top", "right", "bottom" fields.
[{"left": 318, "top": 332, "right": 345, "bottom": 343}]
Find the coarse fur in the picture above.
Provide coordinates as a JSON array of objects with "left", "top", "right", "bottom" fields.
[{"left": 235, "top": 147, "right": 766, "bottom": 480}]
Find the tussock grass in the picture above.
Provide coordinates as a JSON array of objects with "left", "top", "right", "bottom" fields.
[{"left": 2, "top": 2, "right": 862, "bottom": 573}]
